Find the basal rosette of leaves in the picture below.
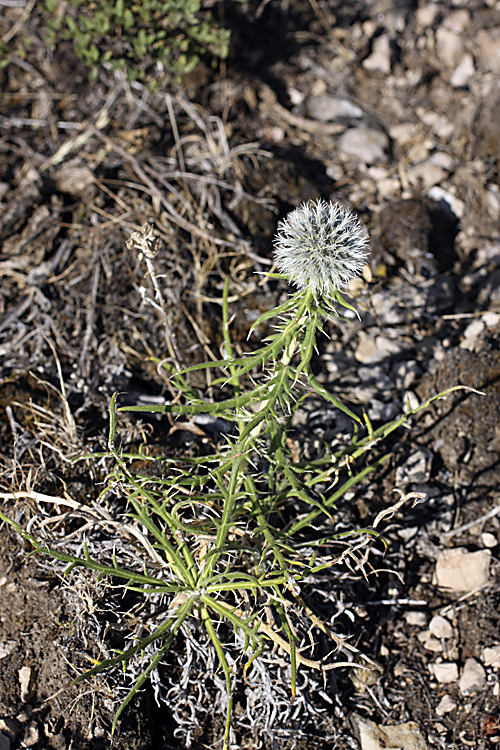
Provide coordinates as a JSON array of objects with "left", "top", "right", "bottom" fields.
[{"left": 43, "top": 0, "right": 239, "bottom": 85}]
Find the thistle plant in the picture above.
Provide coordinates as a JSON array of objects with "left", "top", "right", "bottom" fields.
[{"left": 0, "top": 201, "right": 474, "bottom": 748}]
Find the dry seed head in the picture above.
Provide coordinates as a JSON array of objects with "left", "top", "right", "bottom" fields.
[{"left": 273, "top": 200, "right": 370, "bottom": 296}]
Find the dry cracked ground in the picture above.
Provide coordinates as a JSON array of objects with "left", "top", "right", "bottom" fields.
[{"left": 1, "top": 1, "right": 500, "bottom": 749}]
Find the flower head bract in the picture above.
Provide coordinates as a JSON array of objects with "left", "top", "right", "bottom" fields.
[{"left": 273, "top": 200, "right": 370, "bottom": 297}]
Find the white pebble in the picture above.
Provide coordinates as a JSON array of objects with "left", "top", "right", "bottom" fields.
[
  {"left": 429, "top": 661, "right": 459, "bottom": 684},
  {"left": 436, "top": 694, "right": 457, "bottom": 716},
  {"left": 429, "top": 615, "right": 454, "bottom": 640},
  {"left": 482, "top": 645, "right": 500, "bottom": 668},
  {"left": 339, "top": 125, "right": 389, "bottom": 165},
  {"left": 459, "top": 657, "right": 486, "bottom": 695},
  {"left": 363, "top": 34, "right": 392, "bottom": 75},
  {"left": 463, "top": 318, "right": 485, "bottom": 340},
  {"left": 481, "top": 532, "right": 498, "bottom": 548},
  {"left": 405, "top": 611, "right": 427, "bottom": 627},
  {"left": 434, "top": 548, "right": 491, "bottom": 594},
  {"left": 450, "top": 54, "right": 475, "bottom": 87}
]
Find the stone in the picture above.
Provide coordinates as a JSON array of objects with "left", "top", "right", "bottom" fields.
[
  {"left": 443, "top": 9, "right": 470, "bottom": 33},
  {"left": 0, "top": 641, "right": 16, "bottom": 659},
  {"left": 389, "top": 122, "right": 420, "bottom": 144},
  {"left": 460, "top": 318, "right": 485, "bottom": 350},
  {"left": 55, "top": 164, "right": 95, "bottom": 198},
  {"left": 363, "top": 34, "right": 392, "bottom": 75},
  {"left": 481, "top": 532, "right": 498, "bottom": 548},
  {"left": 416, "top": 4, "right": 439, "bottom": 27},
  {"left": 351, "top": 715, "right": 429, "bottom": 750},
  {"left": 435, "top": 694, "right": 457, "bottom": 716},
  {"left": 435, "top": 27, "right": 464, "bottom": 68},
  {"left": 429, "top": 615, "right": 454, "bottom": 640},
  {"left": 307, "top": 95, "right": 362, "bottom": 121},
  {"left": 368, "top": 399, "right": 399, "bottom": 422},
  {"left": 354, "top": 335, "right": 380, "bottom": 364},
  {"left": 427, "top": 186, "right": 465, "bottom": 219},
  {"left": 407, "top": 161, "right": 448, "bottom": 191},
  {"left": 418, "top": 631, "right": 443, "bottom": 652},
  {"left": 434, "top": 548, "right": 491, "bottom": 594},
  {"left": 482, "top": 645, "right": 500, "bottom": 668},
  {"left": 405, "top": 611, "right": 427, "bottom": 627},
  {"left": 376, "top": 177, "right": 400, "bottom": 198},
  {"left": 486, "top": 184, "right": 500, "bottom": 220},
  {"left": 338, "top": 125, "right": 389, "bottom": 164},
  {"left": 395, "top": 448, "right": 433, "bottom": 486},
  {"left": 450, "top": 54, "right": 475, "bottom": 87},
  {"left": 475, "top": 28, "right": 500, "bottom": 73},
  {"left": 429, "top": 661, "right": 459, "bottom": 684},
  {"left": 22, "top": 722, "right": 39, "bottom": 748},
  {"left": 18, "top": 666, "right": 33, "bottom": 703},
  {"left": 459, "top": 657, "right": 486, "bottom": 695},
  {"left": 483, "top": 312, "right": 500, "bottom": 328}
]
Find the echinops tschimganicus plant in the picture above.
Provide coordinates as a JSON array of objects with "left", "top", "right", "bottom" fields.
[{"left": 0, "top": 200, "right": 470, "bottom": 748}]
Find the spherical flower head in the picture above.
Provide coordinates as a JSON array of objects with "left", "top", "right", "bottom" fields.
[{"left": 273, "top": 200, "right": 370, "bottom": 297}]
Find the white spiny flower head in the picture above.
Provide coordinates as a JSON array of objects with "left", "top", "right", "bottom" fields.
[{"left": 273, "top": 200, "right": 370, "bottom": 297}]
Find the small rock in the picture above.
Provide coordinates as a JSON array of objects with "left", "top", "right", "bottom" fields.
[
  {"left": 363, "top": 34, "right": 392, "bottom": 75},
  {"left": 429, "top": 615, "right": 454, "bottom": 640},
  {"left": 0, "top": 641, "right": 16, "bottom": 659},
  {"left": 395, "top": 448, "right": 433, "bottom": 487},
  {"left": 288, "top": 86, "right": 304, "bottom": 105},
  {"left": 392, "top": 360, "right": 421, "bottom": 389},
  {"left": 435, "top": 694, "right": 457, "bottom": 716},
  {"left": 483, "top": 311, "right": 500, "bottom": 328},
  {"left": 434, "top": 548, "right": 491, "bottom": 594},
  {"left": 55, "top": 164, "right": 95, "bottom": 198},
  {"left": 22, "top": 722, "right": 39, "bottom": 748},
  {"left": 389, "top": 122, "right": 420, "bottom": 144},
  {"left": 19, "top": 666, "right": 33, "bottom": 703},
  {"left": 416, "top": 4, "right": 439, "bottom": 27},
  {"left": 460, "top": 318, "right": 486, "bottom": 350},
  {"left": 339, "top": 125, "right": 389, "bottom": 165},
  {"left": 429, "top": 661, "right": 459, "bottom": 684},
  {"left": 357, "top": 365, "right": 394, "bottom": 391},
  {"left": 307, "top": 95, "right": 363, "bottom": 121},
  {"left": 354, "top": 335, "right": 379, "bottom": 363},
  {"left": 405, "top": 611, "right": 428, "bottom": 627},
  {"left": 407, "top": 161, "right": 448, "bottom": 191},
  {"left": 428, "top": 151, "right": 456, "bottom": 171},
  {"left": 459, "top": 657, "right": 486, "bottom": 695},
  {"left": 463, "top": 318, "right": 485, "bottom": 340},
  {"left": 482, "top": 645, "right": 500, "bottom": 668},
  {"left": 450, "top": 54, "right": 475, "bottom": 88},
  {"left": 351, "top": 714, "right": 429, "bottom": 750},
  {"left": 443, "top": 9, "right": 470, "bottom": 33},
  {"left": 428, "top": 186, "right": 465, "bottom": 219},
  {"left": 376, "top": 176, "right": 400, "bottom": 198},
  {"left": 486, "top": 184, "right": 500, "bottom": 220},
  {"left": 368, "top": 399, "right": 399, "bottom": 423},
  {"left": 475, "top": 29, "right": 500, "bottom": 73},
  {"left": 418, "top": 631, "right": 443, "bottom": 653},
  {"left": 481, "top": 532, "right": 498, "bottom": 548},
  {"left": 435, "top": 27, "right": 464, "bottom": 68}
]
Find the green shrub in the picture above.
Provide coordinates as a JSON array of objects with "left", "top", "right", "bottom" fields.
[{"left": 43, "top": 0, "right": 237, "bottom": 87}]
